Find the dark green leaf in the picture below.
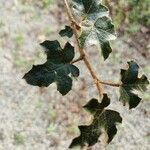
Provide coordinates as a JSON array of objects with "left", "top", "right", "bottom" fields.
[
  {"left": 69, "top": 64, "right": 80, "bottom": 77},
  {"left": 83, "top": 94, "right": 110, "bottom": 114},
  {"left": 59, "top": 25, "right": 73, "bottom": 38},
  {"left": 120, "top": 61, "right": 149, "bottom": 109},
  {"left": 62, "top": 42, "right": 75, "bottom": 63},
  {"left": 69, "top": 94, "right": 122, "bottom": 148},
  {"left": 23, "top": 40, "right": 79, "bottom": 95},
  {"left": 56, "top": 75, "right": 72, "bottom": 95},
  {"left": 101, "top": 42, "right": 112, "bottom": 60},
  {"left": 40, "top": 40, "right": 62, "bottom": 62},
  {"left": 71, "top": 0, "right": 116, "bottom": 60}
]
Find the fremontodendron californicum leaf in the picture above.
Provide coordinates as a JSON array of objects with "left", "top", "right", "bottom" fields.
[
  {"left": 120, "top": 61, "right": 149, "bottom": 109},
  {"left": 23, "top": 40, "right": 79, "bottom": 95},
  {"left": 70, "top": 0, "right": 116, "bottom": 60},
  {"left": 69, "top": 94, "right": 122, "bottom": 148},
  {"left": 59, "top": 25, "right": 73, "bottom": 38}
]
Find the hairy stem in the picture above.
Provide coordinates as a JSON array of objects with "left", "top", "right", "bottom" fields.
[{"left": 63, "top": 0, "right": 104, "bottom": 97}]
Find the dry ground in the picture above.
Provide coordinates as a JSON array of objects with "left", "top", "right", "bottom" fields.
[{"left": 0, "top": 1, "right": 150, "bottom": 150}]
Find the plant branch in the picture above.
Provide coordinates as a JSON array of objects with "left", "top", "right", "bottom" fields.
[
  {"left": 63, "top": 0, "right": 104, "bottom": 97},
  {"left": 62, "top": 0, "right": 79, "bottom": 27},
  {"left": 105, "top": 0, "right": 112, "bottom": 16},
  {"left": 100, "top": 80, "right": 122, "bottom": 87},
  {"left": 71, "top": 55, "right": 84, "bottom": 64}
]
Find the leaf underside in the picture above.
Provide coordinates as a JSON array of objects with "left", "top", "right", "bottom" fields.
[
  {"left": 59, "top": 25, "right": 73, "bottom": 38},
  {"left": 23, "top": 40, "right": 79, "bottom": 95},
  {"left": 69, "top": 94, "right": 122, "bottom": 148},
  {"left": 70, "top": 0, "right": 116, "bottom": 60},
  {"left": 120, "top": 61, "right": 149, "bottom": 109}
]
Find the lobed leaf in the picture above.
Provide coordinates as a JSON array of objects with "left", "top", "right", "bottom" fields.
[
  {"left": 23, "top": 40, "right": 79, "bottom": 95},
  {"left": 120, "top": 61, "right": 149, "bottom": 109},
  {"left": 69, "top": 94, "right": 122, "bottom": 148},
  {"left": 59, "top": 25, "right": 73, "bottom": 38},
  {"left": 70, "top": 0, "right": 116, "bottom": 60},
  {"left": 71, "top": 0, "right": 108, "bottom": 21}
]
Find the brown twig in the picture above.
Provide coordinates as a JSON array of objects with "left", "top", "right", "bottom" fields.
[
  {"left": 72, "top": 59, "right": 121, "bottom": 87},
  {"left": 63, "top": 0, "right": 104, "bottom": 98},
  {"left": 72, "top": 59, "right": 122, "bottom": 87},
  {"left": 100, "top": 80, "right": 122, "bottom": 87},
  {"left": 71, "top": 55, "right": 84, "bottom": 64},
  {"left": 105, "top": 0, "right": 112, "bottom": 16}
]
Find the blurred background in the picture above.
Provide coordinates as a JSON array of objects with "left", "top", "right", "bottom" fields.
[{"left": 0, "top": 0, "right": 149, "bottom": 150}]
